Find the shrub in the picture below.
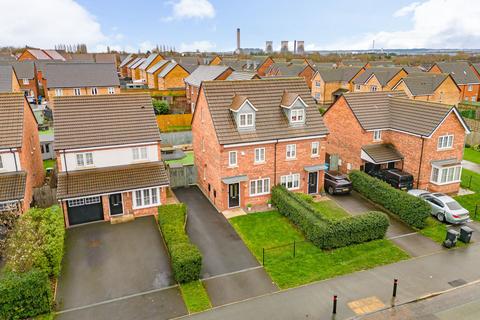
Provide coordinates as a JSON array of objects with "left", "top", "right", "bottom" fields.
[
  {"left": 152, "top": 99, "right": 170, "bottom": 115},
  {"left": 465, "top": 143, "right": 471, "bottom": 148},
  {"left": 0, "top": 269, "right": 52, "bottom": 320},
  {"left": 349, "top": 171, "right": 430, "bottom": 229},
  {"left": 158, "top": 204, "right": 202, "bottom": 283},
  {"left": 271, "top": 186, "right": 388, "bottom": 249},
  {"left": 474, "top": 144, "right": 480, "bottom": 152}
]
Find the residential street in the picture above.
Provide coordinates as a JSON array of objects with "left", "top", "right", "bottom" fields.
[
  {"left": 182, "top": 243, "right": 480, "bottom": 320},
  {"left": 462, "top": 160, "right": 480, "bottom": 174}
]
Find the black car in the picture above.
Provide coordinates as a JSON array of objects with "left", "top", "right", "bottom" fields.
[
  {"left": 324, "top": 171, "right": 353, "bottom": 195},
  {"left": 369, "top": 168, "right": 414, "bottom": 190}
]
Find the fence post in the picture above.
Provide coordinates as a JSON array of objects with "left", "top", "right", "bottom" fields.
[
  {"left": 262, "top": 248, "right": 265, "bottom": 266},
  {"left": 293, "top": 240, "right": 296, "bottom": 258}
]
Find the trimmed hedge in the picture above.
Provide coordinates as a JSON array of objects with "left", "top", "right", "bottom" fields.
[
  {"left": 271, "top": 186, "right": 389, "bottom": 249},
  {"left": 349, "top": 171, "right": 430, "bottom": 229},
  {"left": 158, "top": 204, "right": 202, "bottom": 283},
  {"left": 0, "top": 270, "right": 52, "bottom": 320}
]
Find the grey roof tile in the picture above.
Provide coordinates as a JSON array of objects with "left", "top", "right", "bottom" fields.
[
  {"left": 185, "top": 65, "right": 231, "bottom": 87},
  {"left": 45, "top": 63, "right": 120, "bottom": 88}
]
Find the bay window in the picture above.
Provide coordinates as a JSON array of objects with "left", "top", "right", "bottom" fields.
[
  {"left": 133, "top": 187, "right": 160, "bottom": 208},
  {"left": 430, "top": 165, "right": 461, "bottom": 185}
]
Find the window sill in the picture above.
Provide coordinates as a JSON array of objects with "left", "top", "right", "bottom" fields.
[
  {"left": 286, "top": 158, "right": 297, "bottom": 161},
  {"left": 132, "top": 203, "right": 160, "bottom": 210},
  {"left": 436, "top": 147, "right": 454, "bottom": 151},
  {"left": 254, "top": 161, "right": 266, "bottom": 165},
  {"left": 311, "top": 155, "right": 320, "bottom": 158},
  {"left": 429, "top": 180, "right": 461, "bottom": 186},
  {"left": 228, "top": 165, "right": 239, "bottom": 169},
  {"left": 249, "top": 192, "right": 270, "bottom": 197}
]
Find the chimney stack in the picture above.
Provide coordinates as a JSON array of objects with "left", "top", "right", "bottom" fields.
[
  {"left": 236, "top": 28, "right": 241, "bottom": 52},
  {"left": 294, "top": 40, "right": 297, "bottom": 54}
]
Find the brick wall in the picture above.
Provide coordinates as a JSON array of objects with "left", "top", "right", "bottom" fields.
[{"left": 46, "top": 86, "right": 120, "bottom": 102}]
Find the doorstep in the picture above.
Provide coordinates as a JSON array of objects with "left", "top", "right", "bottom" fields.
[
  {"left": 110, "top": 214, "right": 135, "bottom": 224},
  {"left": 222, "top": 208, "right": 247, "bottom": 219}
]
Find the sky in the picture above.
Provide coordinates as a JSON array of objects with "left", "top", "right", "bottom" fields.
[{"left": 2, "top": 0, "right": 480, "bottom": 52}]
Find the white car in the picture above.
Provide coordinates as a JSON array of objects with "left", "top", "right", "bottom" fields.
[{"left": 408, "top": 189, "right": 470, "bottom": 224}]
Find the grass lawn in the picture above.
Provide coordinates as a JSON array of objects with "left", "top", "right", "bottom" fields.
[
  {"left": 455, "top": 168, "right": 480, "bottom": 222},
  {"left": 165, "top": 151, "right": 194, "bottom": 166},
  {"left": 43, "top": 159, "right": 55, "bottom": 170},
  {"left": 39, "top": 128, "right": 54, "bottom": 136},
  {"left": 230, "top": 211, "right": 409, "bottom": 289},
  {"left": 463, "top": 148, "right": 480, "bottom": 164},
  {"left": 310, "top": 199, "right": 350, "bottom": 221},
  {"left": 179, "top": 281, "right": 211, "bottom": 314},
  {"left": 166, "top": 125, "right": 192, "bottom": 132},
  {"left": 419, "top": 217, "right": 466, "bottom": 247}
]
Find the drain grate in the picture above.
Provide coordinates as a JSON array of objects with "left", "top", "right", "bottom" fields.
[{"left": 448, "top": 278, "right": 467, "bottom": 287}]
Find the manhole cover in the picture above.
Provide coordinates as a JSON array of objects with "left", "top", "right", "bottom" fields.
[
  {"left": 448, "top": 279, "right": 467, "bottom": 287},
  {"left": 88, "top": 239, "right": 101, "bottom": 248}
]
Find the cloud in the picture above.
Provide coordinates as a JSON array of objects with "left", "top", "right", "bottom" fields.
[
  {"left": 0, "top": 0, "right": 107, "bottom": 49},
  {"left": 179, "top": 40, "right": 216, "bottom": 52},
  {"left": 309, "top": 0, "right": 480, "bottom": 50},
  {"left": 139, "top": 41, "right": 156, "bottom": 52},
  {"left": 163, "top": 0, "right": 215, "bottom": 21}
]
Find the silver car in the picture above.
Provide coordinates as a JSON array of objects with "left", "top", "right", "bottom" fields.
[{"left": 408, "top": 189, "right": 470, "bottom": 224}]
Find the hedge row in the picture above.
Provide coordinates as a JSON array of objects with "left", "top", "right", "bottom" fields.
[
  {"left": 349, "top": 170, "right": 430, "bottom": 229},
  {"left": 271, "top": 186, "right": 389, "bottom": 249},
  {"left": 158, "top": 204, "right": 202, "bottom": 283},
  {"left": 0, "top": 206, "right": 65, "bottom": 319}
]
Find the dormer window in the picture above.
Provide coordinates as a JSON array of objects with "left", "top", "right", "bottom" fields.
[
  {"left": 291, "top": 109, "right": 305, "bottom": 123},
  {"left": 230, "top": 94, "right": 257, "bottom": 131},
  {"left": 239, "top": 113, "right": 254, "bottom": 127},
  {"left": 280, "top": 90, "right": 307, "bottom": 126}
]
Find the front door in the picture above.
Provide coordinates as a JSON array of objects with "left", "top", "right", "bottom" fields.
[
  {"left": 228, "top": 183, "right": 240, "bottom": 208},
  {"left": 308, "top": 172, "right": 318, "bottom": 194},
  {"left": 109, "top": 193, "right": 123, "bottom": 216}
]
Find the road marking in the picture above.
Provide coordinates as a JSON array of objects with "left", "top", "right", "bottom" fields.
[
  {"left": 202, "top": 265, "right": 264, "bottom": 281},
  {"left": 56, "top": 284, "right": 179, "bottom": 315},
  {"left": 388, "top": 232, "right": 418, "bottom": 240}
]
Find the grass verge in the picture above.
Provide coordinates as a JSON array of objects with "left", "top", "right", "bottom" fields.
[
  {"left": 165, "top": 151, "right": 194, "bottom": 166},
  {"left": 464, "top": 147, "right": 480, "bottom": 164},
  {"left": 310, "top": 199, "right": 350, "bottom": 221},
  {"left": 180, "top": 281, "right": 211, "bottom": 314},
  {"left": 230, "top": 211, "right": 409, "bottom": 289},
  {"left": 419, "top": 217, "right": 466, "bottom": 247},
  {"left": 455, "top": 168, "right": 480, "bottom": 222}
]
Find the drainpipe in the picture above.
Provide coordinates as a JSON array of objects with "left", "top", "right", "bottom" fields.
[
  {"left": 63, "top": 150, "right": 69, "bottom": 195},
  {"left": 10, "top": 148, "right": 18, "bottom": 172},
  {"left": 273, "top": 140, "right": 278, "bottom": 185},
  {"left": 417, "top": 137, "right": 425, "bottom": 189}
]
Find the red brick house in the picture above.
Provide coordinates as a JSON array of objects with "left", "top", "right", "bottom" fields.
[
  {"left": 0, "top": 93, "right": 44, "bottom": 213},
  {"left": 184, "top": 65, "right": 233, "bottom": 113},
  {"left": 53, "top": 93, "right": 169, "bottom": 227},
  {"left": 118, "top": 53, "right": 137, "bottom": 78},
  {"left": 8, "top": 61, "right": 39, "bottom": 99},
  {"left": 192, "top": 78, "right": 329, "bottom": 211},
  {"left": 323, "top": 91, "right": 470, "bottom": 194},
  {"left": 429, "top": 62, "right": 480, "bottom": 102}
]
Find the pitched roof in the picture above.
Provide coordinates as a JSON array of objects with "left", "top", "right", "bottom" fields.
[
  {"left": 94, "top": 53, "right": 117, "bottom": 64},
  {"left": 280, "top": 90, "right": 300, "bottom": 107},
  {"left": 339, "top": 91, "right": 468, "bottom": 137},
  {"left": 147, "top": 60, "right": 169, "bottom": 74},
  {"left": 362, "top": 144, "right": 403, "bottom": 164},
  {"left": 341, "top": 59, "right": 365, "bottom": 67},
  {"left": 0, "top": 93, "right": 25, "bottom": 148},
  {"left": 399, "top": 73, "right": 454, "bottom": 96},
  {"left": 353, "top": 67, "right": 403, "bottom": 86},
  {"left": 226, "top": 71, "right": 259, "bottom": 80},
  {"left": 434, "top": 62, "right": 480, "bottom": 85},
  {"left": 158, "top": 62, "right": 185, "bottom": 78},
  {"left": 44, "top": 50, "right": 66, "bottom": 61},
  {"left": 68, "top": 53, "right": 95, "bottom": 62},
  {"left": 266, "top": 62, "right": 305, "bottom": 77},
  {"left": 0, "top": 65, "right": 15, "bottom": 93},
  {"left": 45, "top": 63, "right": 120, "bottom": 88},
  {"left": 56, "top": 161, "right": 169, "bottom": 199},
  {"left": 222, "top": 59, "right": 247, "bottom": 71},
  {"left": 119, "top": 53, "right": 136, "bottom": 68},
  {"left": 53, "top": 93, "right": 160, "bottom": 150},
  {"left": 130, "top": 57, "right": 146, "bottom": 69},
  {"left": 368, "top": 60, "right": 396, "bottom": 67},
  {"left": 316, "top": 67, "right": 362, "bottom": 82},
  {"left": 126, "top": 57, "right": 142, "bottom": 68},
  {"left": 184, "top": 65, "right": 231, "bottom": 87},
  {"left": 27, "top": 49, "right": 53, "bottom": 60},
  {"left": 0, "top": 171, "right": 26, "bottom": 201},
  {"left": 139, "top": 54, "right": 160, "bottom": 70},
  {"left": 4, "top": 61, "right": 35, "bottom": 79},
  {"left": 201, "top": 78, "right": 329, "bottom": 145},
  {"left": 229, "top": 94, "right": 249, "bottom": 111}
]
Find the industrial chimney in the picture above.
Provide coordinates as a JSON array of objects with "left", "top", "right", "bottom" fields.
[
  {"left": 236, "top": 28, "right": 241, "bottom": 54},
  {"left": 265, "top": 41, "right": 273, "bottom": 54}
]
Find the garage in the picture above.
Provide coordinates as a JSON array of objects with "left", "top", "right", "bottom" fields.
[{"left": 67, "top": 196, "right": 104, "bottom": 226}]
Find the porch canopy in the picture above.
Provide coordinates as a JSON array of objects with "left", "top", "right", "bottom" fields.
[
  {"left": 430, "top": 158, "right": 461, "bottom": 167},
  {"left": 304, "top": 164, "right": 327, "bottom": 172},
  {"left": 221, "top": 175, "right": 248, "bottom": 184},
  {"left": 361, "top": 144, "right": 403, "bottom": 164}
]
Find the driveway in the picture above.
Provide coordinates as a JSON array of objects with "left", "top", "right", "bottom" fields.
[
  {"left": 56, "top": 216, "right": 186, "bottom": 318},
  {"left": 329, "top": 191, "right": 442, "bottom": 257},
  {"left": 174, "top": 186, "right": 278, "bottom": 306}
]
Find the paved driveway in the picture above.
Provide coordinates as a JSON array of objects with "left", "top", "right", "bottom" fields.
[{"left": 56, "top": 216, "right": 185, "bottom": 317}]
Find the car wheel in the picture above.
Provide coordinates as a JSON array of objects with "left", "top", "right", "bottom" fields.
[
  {"left": 327, "top": 186, "right": 334, "bottom": 195},
  {"left": 437, "top": 212, "right": 445, "bottom": 223}
]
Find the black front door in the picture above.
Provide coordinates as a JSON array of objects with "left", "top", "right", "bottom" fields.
[
  {"left": 308, "top": 172, "right": 318, "bottom": 194},
  {"left": 228, "top": 183, "right": 240, "bottom": 208},
  {"left": 109, "top": 193, "right": 123, "bottom": 216}
]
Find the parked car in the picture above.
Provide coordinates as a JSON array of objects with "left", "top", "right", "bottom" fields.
[
  {"left": 324, "top": 171, "right": 353, "bottom": 195},
  {"left": 368, "top": 168, "right": 414, "bottom": 190},
  {"left": 408, "top": 189, "right": 470, "bottom": 224}
]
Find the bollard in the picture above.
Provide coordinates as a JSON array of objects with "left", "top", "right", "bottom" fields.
[
  {"left": 393, "top": 279, "right": 398, "bottom": 297},
  {"left": 333, "top": 295, "right": 337, "bottom": 314},
  {"left": 262, "top": 248, "right": 265, "bottom": 266}
]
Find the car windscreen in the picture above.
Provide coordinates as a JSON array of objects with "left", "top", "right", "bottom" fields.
[
  {"left": 446, "top": 201, "right": 463, "bottom": 210},
  {"left": 399, "top": 175, "right": 413, "bottom": 182}
]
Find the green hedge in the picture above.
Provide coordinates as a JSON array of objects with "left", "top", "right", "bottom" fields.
[
  {"left": 158, "top": 204, "right": 202, "bottom": 283},
  {"left": 271, "top": 186, "right": 388, "bottom": 249},
  {"left": 349, "top": 170, "right": 430, "bottom": 229},
  {"left": 0, "top": 270, "right": 52, "bottom": 320},
  {"left": 4, "top": 206, "right": 65, "bottom": 277}
]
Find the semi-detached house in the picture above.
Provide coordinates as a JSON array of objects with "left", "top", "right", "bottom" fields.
[
  {"left": 323, "top": 91, "right": 470, "bottom": 194},
  {"left": 53, "top": 93, "right": 169, "bottom": 227},
  {"left": 192, "top": 78, "right": 329, "bottom": 211},
  {"left": 429, "top": 62, "right": 480, "bottom": 103}
]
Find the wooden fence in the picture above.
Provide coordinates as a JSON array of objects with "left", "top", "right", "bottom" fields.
[
  {"left": 168, "top": 164, "right": 197, "bottom": 188},
  {"left": 157, "top": 114, "right": 193, "bottom": 132}
]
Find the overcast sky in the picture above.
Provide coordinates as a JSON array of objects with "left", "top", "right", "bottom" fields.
[{"left": 2, "top": 0, "right": 480, "bottom": 52}]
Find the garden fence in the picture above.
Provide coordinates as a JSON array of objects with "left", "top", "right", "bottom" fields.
[
  {"left": 261, "top": 240, "right": 308, "bottom": 266},
  {"left": 160, "top": 131, "right": 193, "bottom": 146},
  {"left": 156, "top": 114, "right": 192, "bottom": 132},
  {"left": 169, "top": 164, "right": 197, "bottom": 188}
]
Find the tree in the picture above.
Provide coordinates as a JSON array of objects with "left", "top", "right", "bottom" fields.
[{"left": 152, "top": 99, "right": 170, "bottom": 115}]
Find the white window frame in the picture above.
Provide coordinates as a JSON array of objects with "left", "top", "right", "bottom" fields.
[
  {"left": 373, "top": 130, "right": 382, "bottom": 141},
  {"left": 22, "top": 78, "right": 29, "bottom": 85},
  {"left": 315, "top": 81, "right": 321, "bottom": 87},
  {"left": 74, "top": 88, "right": 81, "bottom": 96},
  {"left": 355, "top": 84, "right": 361, "bottom": 91},
  {"left": 286, "top": 144, "right": 297, "bottom": 160},
  {"left": 468, "top": 84, "right": 473, "bottom": 92},
  {"left": 249, "top": 178, "right": 270, "bottom": 196},
  {"left": 108, "top": 87, "right": 115, "bottom": 94},
  {"left": 132, "top": 147, "right": 148, "bottom": 161},
  {"left": 239, "top": 113, "right": 254, "bottom": 128},
  {"left": 55, "top": 88, "right": 63, "bottom": 96},
  {"left": 254, "top": 147, "right": 265, "bottom": 163},
  {"left": 430, "top": 165, "right": 462, "bottom": 185},
  {"left": 370, "top": 85, "right": 377, "bottom": 92},
  {"left": 91, "top": 87, "right": 98, "bottom": 95},
  {"left": 290, "top": 109, "right": 305, "bottom": 123},
  {"left": 472, "top": 96, "right": 477, "bottom": 102},
  {"left": 132, "top": 187, "right": 160, "bottom": 209},
  {"left": 311, "top": 142, "right": 319, "bottom": 157},
  {"left": 68, "top": 196, "right": 101, "bottom": 207},
  {"left": 228, "top": 151, "right": 238, "bottom": 167},
  {"left": 0, "top": 154, "right": 3, "bottom": 169},
  {"left": 437, "top": 134, "right": 454, "bottom": 150},
  {"left": 280, "top": 173, "right": 300, "bottom": 190},
  {"left": 76, "top": 152, "right": 93, "bottom": 167}
]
